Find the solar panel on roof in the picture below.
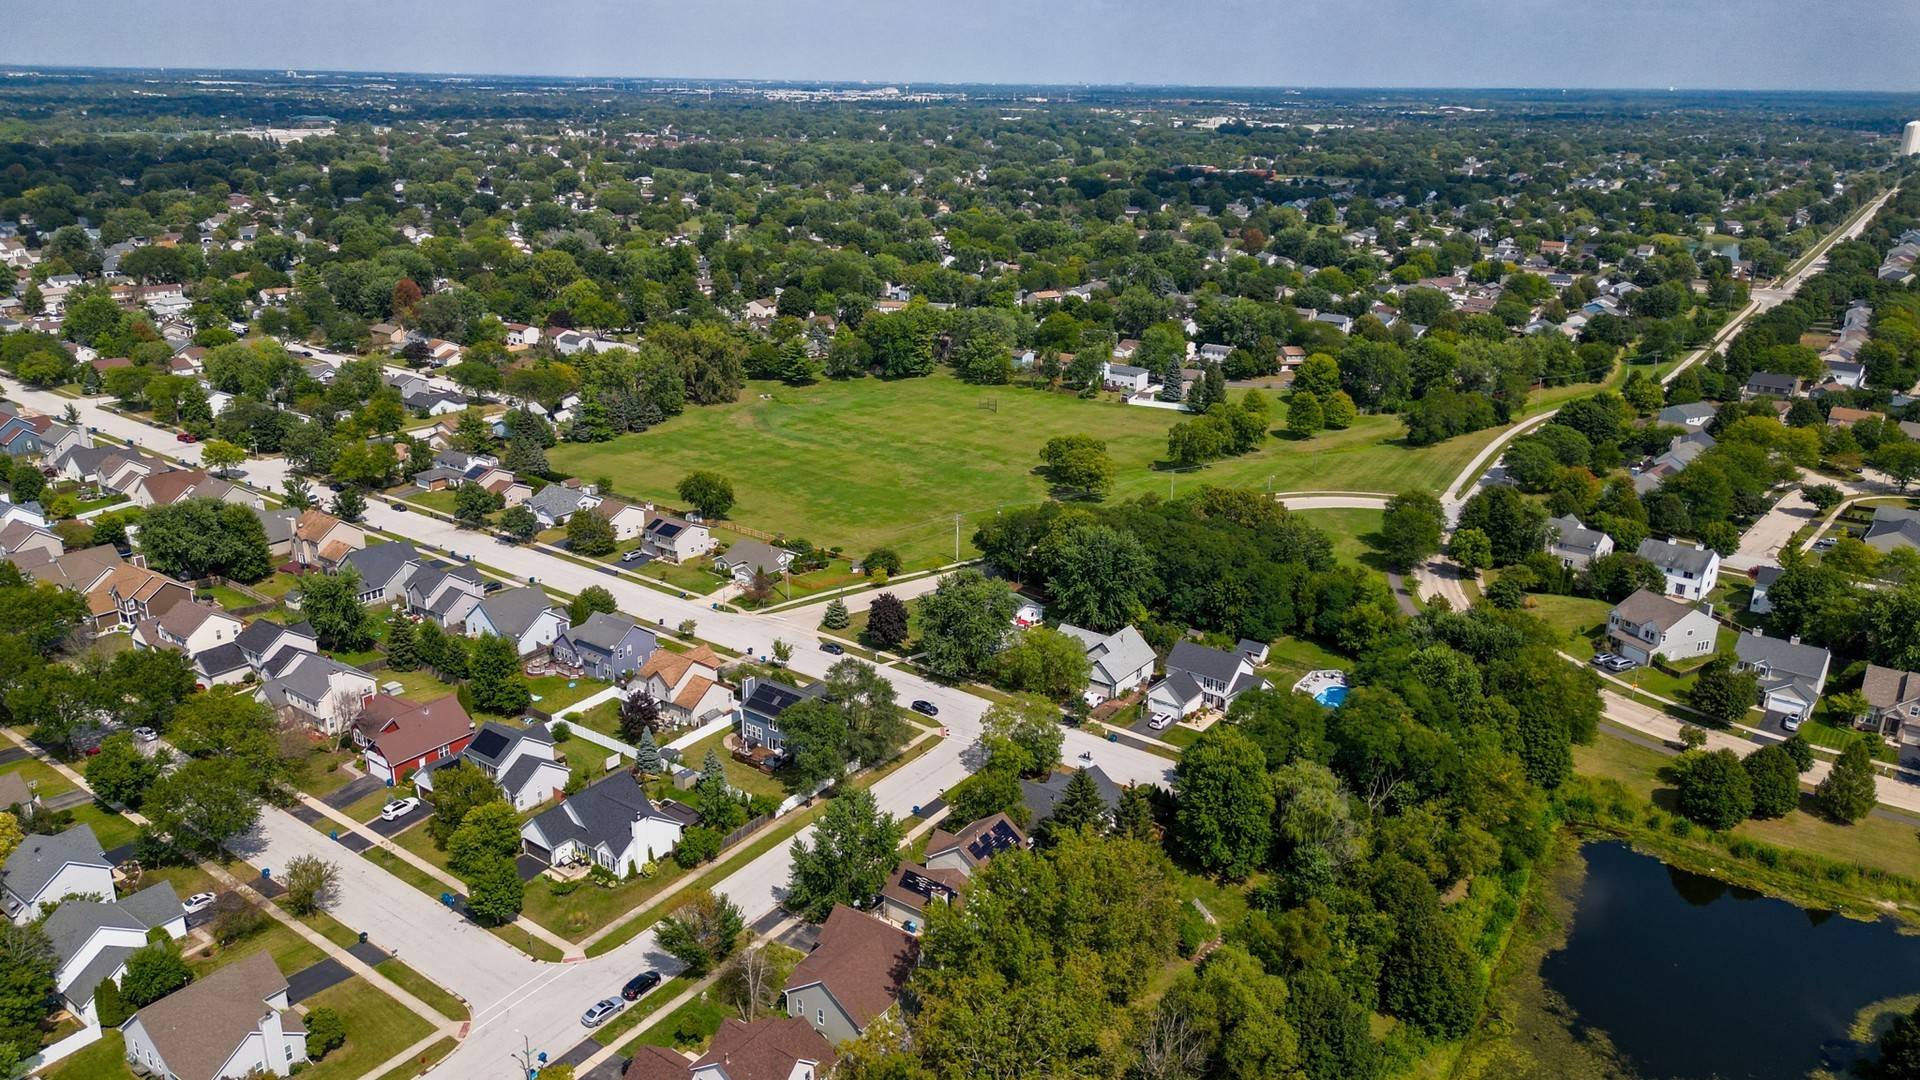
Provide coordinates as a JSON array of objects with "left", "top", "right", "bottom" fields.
[
  {"left": 468, "top": 728, "right": 510, "bottom": 760},
  {"left": 966, "top": 820, "right": 1022, "bottom": 862},
  {"left": 899, "top": 869, "right": 953, "bottom": 901}
]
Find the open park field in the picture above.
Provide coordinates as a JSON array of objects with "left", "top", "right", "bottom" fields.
[{"left": 550, "top": 374, "right": 1513, "bottom": 569}]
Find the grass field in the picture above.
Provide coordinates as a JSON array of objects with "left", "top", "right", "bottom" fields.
[
  {"left": 548, "top": 373, "right": 1511, "bottom": 570},
  {"left": 298, "top": 977, "right": 438, "bottom": 1080}
]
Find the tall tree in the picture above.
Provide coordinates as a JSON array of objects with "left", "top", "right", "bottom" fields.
[
  {"left": 301, "top": 566, "right": 379, "bottom": 651},
  {"left": 1173, "top": 727, "right": 1274, "bottom": 880},
  {"left": 865, "top": 592, "right": 911, "bottom": 650},
  {"left": 657, "top": 888, "right": 745, "bottom": 976},
  {"left": 917, "top": 569, "right": 1018, "bottom": 680},
  {"left": 1045, "top": 523, "right": 1155, "bottom": 633},
  {"left": 468, "top": 633, "right": 531, "bottom": 715},
  {"left": 676, "top": 471, "right": 736, "bottom": 519},
  {"left": 1816, "top": 739, "right": 1878, "bottom": 823},
  {"left": 1380, "top": 490, "right": 1445, "bottom": 572},
  {"left": 785, "top": 789, "right": 904, "bottom": 922},
  {"left": 384, "top": 606, "right": 418, "bottom": 671}
]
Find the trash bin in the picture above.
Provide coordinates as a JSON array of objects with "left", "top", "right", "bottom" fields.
[{"left": 359, "top": 931, "right": 368, "bottom": 944}]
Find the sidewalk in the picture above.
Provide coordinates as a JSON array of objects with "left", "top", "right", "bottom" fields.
[
  {"left": 294, "top": 793, "right": 578, "bottom": 959},
  {"left": 0, "top": 729, "right": 457, "bottom": 1054}
]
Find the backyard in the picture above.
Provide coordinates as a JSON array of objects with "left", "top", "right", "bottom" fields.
[{"left": 549, "top": 372, "right": 1514, "bottom": 569}]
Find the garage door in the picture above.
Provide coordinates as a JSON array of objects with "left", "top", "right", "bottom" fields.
[{"left": 521, "top": 839, "right": 550, "bottom": 863}]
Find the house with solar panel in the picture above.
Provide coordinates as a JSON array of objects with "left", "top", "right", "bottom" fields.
[
  {"left": 415, "top": 720, "right": 570, "bottom": 812},
  {"left": 924, "top": 812, "right": 1027, "bottom": 878},
  {"left": 878, "top": 863, "right": 966, "bottom": 929},
  {"left": 736, "top": 675, "right": 829, "bottom": 762}
]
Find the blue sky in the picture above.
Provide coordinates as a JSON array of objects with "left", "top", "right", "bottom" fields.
[{"left": 4, "top": 0, "right": 1915, "bottom": 90}]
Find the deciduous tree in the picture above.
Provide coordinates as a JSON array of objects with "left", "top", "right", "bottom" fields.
[{"left": 785, "top": 789, "right": 903, "bottom": 921}]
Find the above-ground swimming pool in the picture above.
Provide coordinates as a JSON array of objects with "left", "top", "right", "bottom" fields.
[{"left": 1313, "top": 685, "right": 1349, "bottom": 708}]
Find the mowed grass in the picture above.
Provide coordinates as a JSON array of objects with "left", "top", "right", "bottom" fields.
[{"left": 549, "top": 374, "right": 1507, "bottom": 570}]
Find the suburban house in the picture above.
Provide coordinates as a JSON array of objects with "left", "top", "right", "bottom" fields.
[
  {"left": 736, "top": 675, "right": 828, "bottom": 759},
  {"left": 403, "top": 563, "right": 487, "bottom": 628},
  {"left": 1546, "top": 515, "right": 1615, "bottom": 570},
  {"left": 1636, "top": 537, "right": 1720, "bottom": 600},
  {"left": 0, "top": 520, "right": 63, "bottom": 564},
  {"left": 340, "top": 542, "right": 425, "bottom": 605},
  {"left": 20, "top": 543, "right": 121, "bottom": 595},
  {"left": 526, "top": 484, "right": 591, "bottom": 528},
  {"left": 289, "top": 509, "right": 365, "bottom": 567},
  {"left": 1656, "top": 402, "right": 1717, "bottom": 430},
  {"left": 353, "top": 694, "right": 477, "bottom": 784},
  {"left": 260, "top": 651, "right": 377, "bottom": 736},
  {"left": 641, "top": 515, "right": 714, "bottom": 563},
  {"left": 1743, "top": 372, "right": 1804, "bottom": 399},
  {"left": 1021, "top": 765, "right": 1123, "bottom": 829},
  {"left": 1605, "top": 589, "right": 1719, "bottom": 665},
  {"left": 591, "top": 499, "right": 651, "bottom": 542},
  {"left": 1101, "top": 362, "right": 1151, "bottom": 392},
  {"left": 925, "top": 812, "right": 1027, "bottom": 878},
  {"left": 633, "top": 645, "right": 736, "bottom": 727},
  {"left": 519, "top": 771, "right": 698, "bottom": 876},
  {"left": 1865, "top": 506, "right": 1920, "bottom": 553},
  {"left": 713, "top": 539, "right": 795, "bottom": 587},
  {"left": 132, "top": 601, "right": 244, "bottom": 657},
  {"left": 0, "top": 771, "right": 39, "bottom": 821},
  {"left": 417, "top": 720, "right": 568, "bottom": 811},
  {"left": 235, "top": 619, "right": 318, "bottom": 674},
  {"left": 623, "top": 1016, "right": 834, "bottom": 1080},
  {"left": 129, "top": 469, "right": 257, "bottom": 510},
  {"left": 1862, "top": 664, "right": 1920, "bottom": 753},
  {"left": 1058, "top": 624, "right": 1156, "bottom": 702},
  {"left": 45, "top": 882, "right": 185, "bottom": 1027},
  {"left": 1750, "top": 565, "right": 1784, "bottom": 615},
  {"left": 1734, "top": 631, "right": 1832, "bottom": 724},
  {"left": 877, "top": 862, "right": 966, "bottom": 929},
  {"left": 88, "top": 564, "right": 194, "bottom": 631},
  {"left": 783, "top": 905, "right": 920, "bottom": 1047},
  {"left": 2, "top": 824, "right": 114, "bottom": 924},
  {"left": 121, "top": 952, "right": 308, "bottom": 1080},
  {"left": 1147, "top": 640, "right": 1265, "bottom": 720},
  {"left": 463, "top": 585, "right": 567, "bottom": 655},
  {"left": 551, "top": 612, "right": 657, "bottom": 682}
]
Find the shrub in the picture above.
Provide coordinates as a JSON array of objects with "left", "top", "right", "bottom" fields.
[
  {"left": 305, "top": 1007, "right": 346, "bottom": 1059},
  {"left": 674, "top": 826, "right": 723, "bottom": 868}
]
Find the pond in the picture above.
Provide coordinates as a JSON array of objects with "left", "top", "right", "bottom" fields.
[{"left": 1542, "top": 841, "right": 1920, "bottom": 1079}]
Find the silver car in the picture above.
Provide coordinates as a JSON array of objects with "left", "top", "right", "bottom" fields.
[{"left": 581, "top": 997, "right": 626, "bottom": 1028}]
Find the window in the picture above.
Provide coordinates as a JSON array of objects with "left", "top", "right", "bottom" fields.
[{"left": 817, "top": 1008, "right": 825, "bottom": 1026}]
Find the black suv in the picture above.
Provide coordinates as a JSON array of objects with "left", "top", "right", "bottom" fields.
[{"left": 622, "top": 970, "right": 663, "bottom": 1000}]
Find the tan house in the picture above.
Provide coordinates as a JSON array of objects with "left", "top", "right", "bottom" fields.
[
  {"left": 129, "top": 469, "right": 258, "bottom": 510},
  {"left": 133, "top": 601, "right": 244, "bottom": 655},
  {"left": 593, "top": 499, "right": 650, "bottom": 542},
  {"left": 630, "top": 644, "right": 736, "bottom": 726},
  {"left": 0, "top": 521, "right": 63, "bottom": 563},
  {"left": 290, "top": 509, "right": 365, "bottom": 567},
  {"left": 88, "top": 565, "right": 194, "bottom": 630}
]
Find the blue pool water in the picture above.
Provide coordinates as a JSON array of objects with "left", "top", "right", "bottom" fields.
[{"left": 1313, "top": 686, "right": 1349, "bottom": 708}]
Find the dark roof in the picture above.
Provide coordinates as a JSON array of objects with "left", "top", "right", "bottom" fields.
[
  {"left": 784, "top": 905, "right": 919, "bottom": 1030},
  {"left": 741, "top": 676, "right": 825, "bottom": 722},
  {"left": 1019, "top": 766, "right": 1121, "bottom": 826},
  {"left": 1165, "top": 640, "right": 1246, "bottom": 684},
  {"left": 499, "top": 754, "right": 563, "bottom": 799},
  {"left": 562, "top": 611, "right": 647, "bottom": 654},
  {"left": 192, "top": 642, "right": 248, "bottom": 677},
  {"left": 1636, "top": 537, "right": 1717, "bottom": 576},
  {"left": 465, "top": 723, "right": 516, "bottom": 766},
  {"left": 341, "top": 541, "right": 420, "bottom": 589},
  {"left": 525, "top": 771, "right": 668, "bottom": 852},
  {"left": 927, "top": 812, "right": 1026, "bottom": 865}
]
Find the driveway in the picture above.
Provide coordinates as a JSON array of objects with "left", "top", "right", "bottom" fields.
[
  {"left": 286, "top": 958, "right": 353, "bottom": 1004},
  {"left": 364, "top": 806, "right": 431, "bottom": 839},
  {"left": 323, "top": 775, "right": 388, "bottom": 811}
]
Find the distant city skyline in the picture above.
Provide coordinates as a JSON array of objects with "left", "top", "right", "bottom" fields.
[{"left": 5, "top": 0, "right": 1919, "bottom": 93}]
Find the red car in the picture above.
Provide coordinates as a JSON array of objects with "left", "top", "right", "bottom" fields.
[{"left": 175, "top": 432, "right": 197, "bottom": 443}]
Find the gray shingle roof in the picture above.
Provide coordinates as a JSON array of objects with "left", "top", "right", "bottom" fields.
[
  {"left": 561, "top": 611, "right": 645, "bottom": 654},
  {"left": 1610, "top": 588, "right": 1700, "bottom": 632},
  {"left": 1636, "top": 537, "right": 1717, "bottom": 576},
  {"left": 341, "top": 541, "right": 421, "bottom": 591},
  {"left": 1165, "top": 640, "right": 1246, "bottom": 684},
  {"left": 263, "top": 652, "right": 362, "bottom": 705},
  {"left": 1548, "top": 515, "right": 1611, "bottom": 557},
  {"left": 45, "top": 882, "right": 180, "bottom": 1006},
  {"left": 193, "top": 642, "right": 249, "bottom": 677},
  {"left": 526, "top": 771, "right": 670, "bottom": 852},
  {"left": 1735, "top": 632, "right": 1831, "bottom": 689},
  {"left": 527, "top": 485, "right": 584, "bottom": 520},
  {"left": 471, "top": 585, "right": 556, "bottom": 641},
  {"left": 4, "top": 824, "right": 106, "bottom": 905}
]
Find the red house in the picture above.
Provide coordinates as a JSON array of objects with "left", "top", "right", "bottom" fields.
[{"left": 353, "top": 695, "right": 476, "bottom": 783}]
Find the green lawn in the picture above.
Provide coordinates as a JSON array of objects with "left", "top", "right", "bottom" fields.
[
  {"left": 527, "top": 673, "right": 612, "bottom": 714},
  {"left": 199, "top": 584, "right": 261, "bottom": 610},
  {"left": 375, "top": 959, "right": 470, "bottom": 1022},
  {"left": 374, "top": 1035, "right": 456, "bottom": 1080},
  {"left": 671, "top": 727, "right": 786, "bottom": 802},
  {"left": 297, "top": 977, "right": 438, "bottom": 1080},
  {"left": 186, "top": 914, "right": 326, "bottom": 980},
  {"left": 42, "top": 1030, "right": 133, "bottom": 1079},
  {"left": 1289, "top": 507, "right": 1384, "bottom": 570},
  {"left": 549, "top": 373, "right": 1510, "bottom": 570}
]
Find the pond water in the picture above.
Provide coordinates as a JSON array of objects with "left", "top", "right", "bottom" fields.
[{"left": 1542, "top": 841, "right": 1920, "bottom": 1079}]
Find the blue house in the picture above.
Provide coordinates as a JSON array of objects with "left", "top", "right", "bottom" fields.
[{"left": 552, "top": 611, "right": 657, "bottom": 682}]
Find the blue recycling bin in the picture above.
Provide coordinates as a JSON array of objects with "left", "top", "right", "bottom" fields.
[{"left": 1108, "top": 732, "right": 1118, "bottom": 742}]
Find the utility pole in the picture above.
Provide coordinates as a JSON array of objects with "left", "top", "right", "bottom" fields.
[{"left": 953, "top": 512, "right": 961, "bottom": 563}]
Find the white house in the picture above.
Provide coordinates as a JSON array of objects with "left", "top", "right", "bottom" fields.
[
  {"left": 1636, "top": 537, "right": 1720, "bottom": 600},
  {"left": 464, "top": 585, "right": 567, "bottom": 656},
  {"left": 1147, "top": 641, "right": 1265, "bottom": 720},
  {"left": 1058, "top": 624, "right": 1155, "bottom": 702},
  {"left": 1605, "top": 589, "right": 1719, "bottom": 665},
  {"left": 1734, "top": 630, "right": 1832, "bottom": 723},
  {"left": 642, "top": 514, "right": 715, "bottom": 563},
  {"left": 1547, "top": 515, "right": 1615, "bottom": 571},
  {"left": 122, "top": 952, "right": 307, "bottom": 1079},
  {"left": 1101, "top": 362, "right": 1151, "bottom": 392},
  {"left": 44, "top": 882, "right": 186, "bottom": 1027},
  {"left": 1, "top": 824, "right": 114, "bottom": 924},
  {"left": 520, "top": 772, "right": 697, "bottom": 876},
  {"left": 259, "top": 652, "right": 377, "bottom": 737},
  {"left": 416, "top": 720, "right": 569, "bottom": 811}
]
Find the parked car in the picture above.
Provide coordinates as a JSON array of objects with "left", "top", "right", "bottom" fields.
[
  {"left": 620, "top": 549, "right": 647, "bottom": 563},
  {"left": 391, "top": 501, "right": 410, "bottom": 512},
  {"left": 621, "top": 971, "right": 662, "bottom": 1001},
  {"left": 1590, "top": 653, "right": 1621, "bottom": 669},
  {"left": 910, "top": 700, "right": 939, "bottom": 717},
  {"left": 182, "top": 892, "right": 217, "bottom": 915},
  {"left": 1596, "top": 655, "right": 1637, "bottom": 673},
  {"left": 380, "top": 798, "right": 420, "bottom": 821},
  {"left": 1149, "top": 713, "right": 1175, "bottom": 730},
  {"left": 1813, "top": 536, "right": 1839, "bottom": 551},
  {"left": 174, "top": 432, "right": 196, "bottom": 443},
  {"left": 132, "top": 726, "right": 157, "bottom": 742},
  {"left": 580, "top": 998, "right": 626, "bottom": 1028},
  {"left": 819, "top": 641, "right": 845, "bottom": 655}
]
